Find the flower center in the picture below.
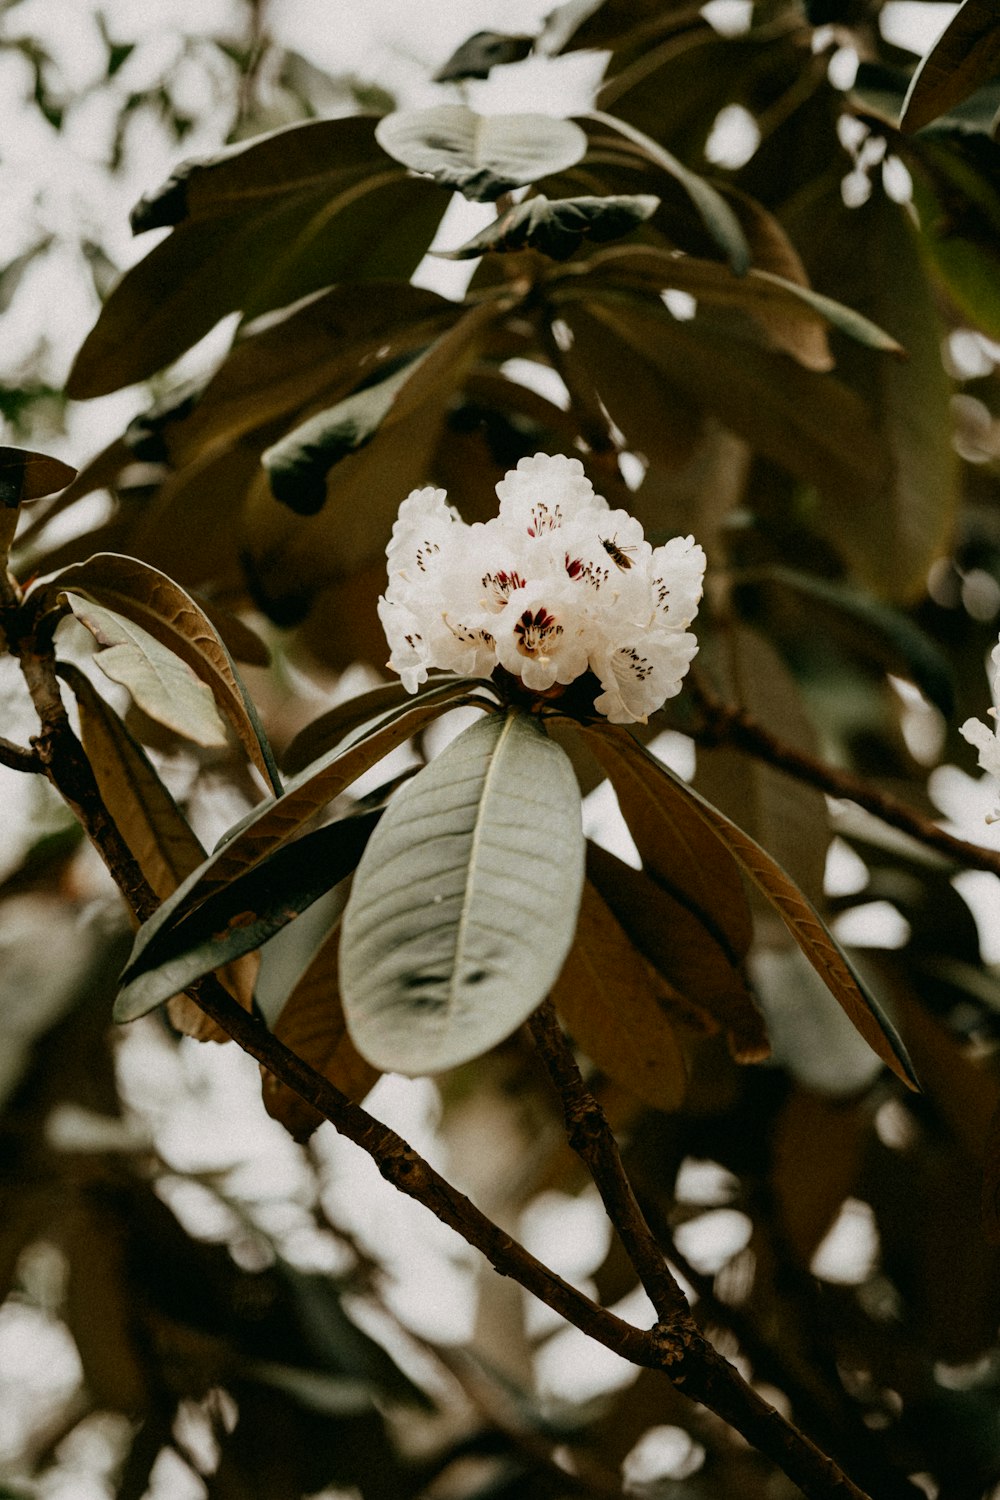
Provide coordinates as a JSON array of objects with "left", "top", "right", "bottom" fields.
[
  {"left": 482, "top": 569, "right": 526, "bottom": 609},
  {"left": 526, "top": 502, "right": 563, "bottom": 537},
  {"left": 514, "top": 607, "right": 562, "bottom": 659}
]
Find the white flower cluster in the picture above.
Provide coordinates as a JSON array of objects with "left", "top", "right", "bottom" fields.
[
  {"left": 378, "top": 452, "right": 706, "bottom": 724},
  {"left": 961, "top": 639, "right": 1000, "bottom": 822}
]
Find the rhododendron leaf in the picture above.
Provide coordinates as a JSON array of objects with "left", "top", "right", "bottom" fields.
[
  {"left": 375, "top": 105, "right": 587, "bottom": 202},
  {"left": 437, "top": 193, "right": 659, "bottom": 262},
  {"left": 595, "top": 727, "right": 917, "bottom": 1088},
  {"left": 552, "top": 880, "right": 689, "bottom": 1111},
  {"left": 122, "top": 678, "right": 480, "bottom": 978},
  {"left": 50, "top": 553, "right": 280, "bottom": 790},
  {"left": 339, "top": 710, "right": 585, "bottom": 1075},
  {"left": 64, "top": 594, "right": 229, "bottom": 750},
  {"left": 115, "top": 814, "right": 378, "bottom": 1023},
  {"left": 900, "top": 0, "right": 1000, "bottom": 132}
]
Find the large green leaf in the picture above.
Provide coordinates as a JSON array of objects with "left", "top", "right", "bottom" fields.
[
  {"left": 115, "top": 813, "right": 379, "bottom": 1023},
  {"left": 68, "top": 118, "right": 449, "bottom": 397},
  {"left": 909, "top": 133, "right": 1000, "bottom": 342},
  {"left": 64, "top": 594, "right": 229, "bottom": 750},
  {"left": 592, "top": 726, "right": 916, "bottom": 1088},
  {"left": 586, "top": 843, "right": 768, "bottom": 1063},
  {"left": 438, "top": 193, "right": 659, "bottom": 262},
  {"left": 374, "top": 104, "right": 587, "bottom": 202},
  {"left": 900, "top": 0, "right": 1000, "bottom": 132},
  {"left": 339, "top": 710, "right": 585, "bottom": 1076}
]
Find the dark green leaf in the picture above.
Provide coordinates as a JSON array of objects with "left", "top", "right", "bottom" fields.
[
  {"left": 282, "top": 675, "right": 468, "bottom": 775},
  {"left": 585, "top": 110, "right": 751, "bottom": 275},
  {"left": 339, "top": 710, "right": 585, "bottom": 1075},
  {"left": 438, "top": 193, "right": 659, "bottom": 261},
  {"left": 901, "top": 0, "right": 1000, "bottom": 132},
  {"left": 374, "top": 104, "right": 587, "bottom": 202},
  {"left": 0, "top": 447, "right": 76, "bottom": 507},
  {"left": 263, "top": 294, "right": 511, "bottom": 513},
  {"left": 433, "top": 32, "right": 534, "bottom": 82},
  {"left": 736, "top": 566, "right": 954, "bottom": 718},
  {"left": 69, "top": 118, "right": 450, "bottom": 397},
  {"left": 115, "top": 814, "right": 379, "bottom": 1022}
]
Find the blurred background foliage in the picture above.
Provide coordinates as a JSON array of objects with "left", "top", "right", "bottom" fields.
[{"left": 4, "top": 0, "right": 1000, "bottom": 1496}]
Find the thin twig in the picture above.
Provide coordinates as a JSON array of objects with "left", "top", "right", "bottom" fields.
[
  {"left": 0, "top": 734, "right": 40, "bottom": 772},
  {"left": 687, "top": 670, "right": 1000, "bottom": 877},
  {"left": 528, "top": 1001, "right": 690, "bottom": 1324}
]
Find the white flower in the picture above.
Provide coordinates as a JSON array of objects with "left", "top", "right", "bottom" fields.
[
  {"left": 379, "top": 452, "right": 706, "bottom": 723},
  {"left": 960, "top": 640, "right": 1000, "bottom": 822}
]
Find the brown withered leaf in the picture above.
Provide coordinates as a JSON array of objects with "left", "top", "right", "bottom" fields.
[
  {"left": 263, "top": 924, "right": 379, "bottom": 1141},
  {"left": 552, "top": 880, "right": 688, "bottom": 1112},
  {"left": 587, "top": 843, "right": 768, "bottom": 1063}
]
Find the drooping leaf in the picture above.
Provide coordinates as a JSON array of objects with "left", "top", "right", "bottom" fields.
[
  {"left": 900, "top": 0, "right": 1000, "bottom": 132},
  {"left": 59, "top": 661, "right": 204, "bottom": 898},
  {"left": 263, "top": 924, "right": 381, "bottom": 1142},
  {"left": 263, "top": 296, "right": 510, "bottom": 513},
  {"left": 58, "top": 661, "right": 256, "bottom": 1040},
  {"left": 115, "top": 814, "right": 379, "bottom": 1023},
  {"left": 552, "top": 881, "right": 688, "bottom": 1111},
  {"left": 580, "top": 722, "right": 753, "bottom": 963},
  {"left": 282, "top": 675, "right": 465, "bottom": 775},
  {"left": 375, "top": 104, "right": 588, "bottom": 202},
  {"left": 122, "top": 680, "right": 484, "bottom": 974},
  {"left": 565, "top": 244, "right": 905, "bottom": 367},
  {"left": 64, "top": 594, "right": 229, "bottom": 750},
  {"left": 0, "top": 446, "right": 76, "bottom": 505},
  {"left": 68, "top": 117, "right": 449, "bottom": 397},
  {"left": 50, "top": 554, "right": 280, "bottom": 789},
  {"left": 593, "top": 727, "right": 916, "bottom": 1088},
  {"left": 585, "top": 110, "right": 751, "bottom": 275},
  {"left": 586, "top": 843, "right": 768, "bottom": 1063},
  {"left": 433, "top": 31, "right": 534, "bottom": 82},
  {"left": 438, "top": 193, "right": 659, "bottom": 262},
  {"left": 339, "top": 709, "right": 585, "bottom": 1076},
  {"left": 695, "top": 626, "right": 830, "bottom": 905}
]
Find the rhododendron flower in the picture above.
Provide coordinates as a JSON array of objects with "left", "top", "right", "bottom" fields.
[
  {"left": 960, "top": 640, "right": 1000, "bottom": 822},
  {"left": 379, "top": 452, "right": 706, "bottom": 724}
]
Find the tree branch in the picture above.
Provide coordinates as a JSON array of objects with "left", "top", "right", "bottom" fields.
[
  {"left": 527, "top": 1000, "right": 689, "bottom": 1324},
  {"left": 687, "top": 670, "right": 1000, "bottom": 876},
  {"left": 10, "top": 612, "right": 877, "bottom": 1500}
]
